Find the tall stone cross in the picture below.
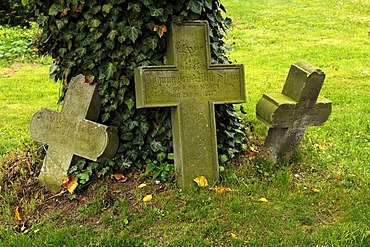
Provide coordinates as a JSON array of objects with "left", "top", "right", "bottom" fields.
[
  {"left": 30, "top": 75, "right": 119, "bottom": 191},
  {"left": 135, "top": 21, "right": 245, "bottom": 188},
  {"left": 256, "top": 61, "right": 332, "bottom": 163}
]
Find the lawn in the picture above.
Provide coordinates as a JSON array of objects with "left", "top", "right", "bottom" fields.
[{"left": 1, "top": 0, "right": 370, "bottom": 246}]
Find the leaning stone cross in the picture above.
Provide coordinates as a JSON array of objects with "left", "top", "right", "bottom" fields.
[
  {"left": 135, "top": 21, "right": 245, "bottom": 188},
  {"left": 30, "top": 75, "right": 119, "bottom": 191},
  {"left": 256, "top": 61, "right": 332, "bottom": 163}
]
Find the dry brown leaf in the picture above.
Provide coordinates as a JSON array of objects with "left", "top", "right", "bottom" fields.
[
  {"left": 159, "top": 25, "right": 167, "bottom": 38},
  {"left": 193, "top": 176, "right": 209, "bottom": 187},
  {"left": 113, "top": 173, "right": 128, "bottom": 183},
  {"left": 210, "top": 186, "right": 232, "bottom": 194},
  {"left": 62, "top": 174, "right": 78, "bottom": 194},
  {"left": 143, "top": 194, "right": 152, "bottom": 202},
  {"left": 85, "top": 75, "right": 93, "bottom": 84},
  {"left": 153, "top": 24, "right": 167, "bottom": 38}
]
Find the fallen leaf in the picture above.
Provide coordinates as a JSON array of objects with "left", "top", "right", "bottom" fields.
[
  {"left": 143, "top": 194, "right": 152, "bottom": 202},
  {"left": 230, "top": 232, "right": 238, "bottom": 239},
  {"left": 85, "top": 75, "right": 93, "bottom": 84},
  {"left": 210, "top": 186, "right": 232, "bottom": 194},
  {"left": 113, "top": 173, "right": 128, "bottom": 183},
  {"left": 258, "top": 197, "right": 269, "bottom": 203},
  {"left": 138, "top": 183, "right": 147, "bottom": 189},
  {"left": 310, "top": 188, "right": 320, "bottom": 193},
  {"left": 15, "top": 206, "right": 22, "bottom": 221},
  {"left": 193, "top": 176, "right": 209, "bottom": 187},
  {"left": 62, "top": 174, "right": 78, "bottom": 194}
]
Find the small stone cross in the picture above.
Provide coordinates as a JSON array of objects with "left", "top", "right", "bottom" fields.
[
  {"left": 135, "top": 21, "right": 246, "bottom": 188},
  {"left": 256, "top": 61, "right": 332, "bottom": 163},
  {"left": 30, "top": 75, "right": 119, "bottom": 191}
]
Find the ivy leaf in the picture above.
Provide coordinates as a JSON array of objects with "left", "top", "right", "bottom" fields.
[
  {"left": 102, "top": 4, "right": 113, "bottom": 13},
  {"left": 140, "top": 0, "right": 152, "bottom": 6},
  {"left": 125, "top": 98, "right": 135, "bottom": 111},
  {"left": 149, "top": 7, "right": 164, "bottom": 17},
  {"left": 49, "top": 4, "right": 61, "bottom": 16},
  {"left": 167, "top": 153, "right": 174, "bottom": 160},
  {"left": 204, "top": 0, "right": 212, "bottom": 10},
  {"left": 127, "top": 26, "right": 140, "bottom": 42},
  {"left": 76, "top": 171, "right": 90, "bottom": 185},
  {"left": 139, "top": 122, "right": 150, "bottom": 135},
  {"left": 219, "top": 154, "right": 228, "bottom": 164},
  {"left": 99, "top": 62, "right": 117, "bottom": 80},
  {"left": 107, "top": 30, "right": 119, "bottom": 40},
  {"left": 128, "top": 3, "right": 141, "bottom": 12},
  {"left": 143, "top": 36, "right": 158, "bottom": 50},
  {"left": 188, "top": 0, "right": 202, "bottom": 14},
  {"left": 121, "top": 133, "right": 134, "bottom": 141},
  {"left": 88, "top": 18, "right": 101, "bottom": 28},
  {"left": 157, "top": 152, "right": 166, "bottom": 162}
]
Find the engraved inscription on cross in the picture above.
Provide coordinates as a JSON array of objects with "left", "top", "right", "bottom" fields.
[
  {"left": 135, "top": 21, "right": 245, "bottom": 188},
  {"left": 256, "top": 61, "right": 332, "bottom": 163},
  {"left": 30, "top": 75, "right": 119, "bottom": 191}
]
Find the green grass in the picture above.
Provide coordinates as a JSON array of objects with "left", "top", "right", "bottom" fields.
[
  {"left": 0, "top": 64, "right": 60, "bottom": 155},
  {"left": 1, "top": 0, "right": 370, "bottom": 246}
]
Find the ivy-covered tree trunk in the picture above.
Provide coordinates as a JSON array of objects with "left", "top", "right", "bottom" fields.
[
  {"left": 32, "top": 0, "right": 246, "bottom": 181},
  {"left": 0, "top": 0, "right": 34, "bottom": 26}
]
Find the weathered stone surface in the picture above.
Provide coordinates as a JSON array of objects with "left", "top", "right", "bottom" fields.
[
  {"left": 135, "top": 21, "right": 245, "bottom": 188},
  {"left": 256, "top": 61, "right": 332, "bottom": 163},
  {"left": 30, "top": 75, "right": 119, "bottom": 191}
]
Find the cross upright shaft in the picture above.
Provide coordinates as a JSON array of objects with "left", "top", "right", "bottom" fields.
[{"left": 135, "top": 21, "right": 245, "bottom": 187}]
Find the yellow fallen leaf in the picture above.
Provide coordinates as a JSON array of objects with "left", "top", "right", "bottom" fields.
[
  {"left": 138, "top": 183, "right": 147, "bottom": 189},
  {"left": 210, "top": 186, "right": 232, "bottom": 194},
  {"left": 62, "top": 174, "right": 78, "bottom": 194},
  {"left": 310, "top": 188, "right": 320, "bottom": 193},
  {"left": 15, "top": 206, "right": 22, "bottom": 221},
  {"left": 230, "top": 232, "right": 238, "bottom": 239},
  {"left": 193, "top": 176, "right": 209, "bottom": 187},
  {"left": 143, "top": 194, "right": 153, "bottom": 202},
  {"left": 258, "top": 197, "right": 269, "bottom": 203}
]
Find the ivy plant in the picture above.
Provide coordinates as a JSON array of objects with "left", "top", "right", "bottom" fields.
[{"left": 30, "top": 0, "right": 247, "bottom": 182}]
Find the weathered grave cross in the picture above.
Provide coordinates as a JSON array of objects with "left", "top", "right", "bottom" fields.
[
  {"left": 30, "top": 75, "right": 119, "bottom": 191},
  {"left": 256, "top": 61, "right": 332, "bottom": 163},
  {"left": 135, "top": 21, "right": 246, "bottom": 188}
]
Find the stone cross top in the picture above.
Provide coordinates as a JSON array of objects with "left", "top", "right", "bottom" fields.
[
  {"left": 135, "top": 21, "right": 246, "bottom": 188},
  {"left": 256, "top": 61, "right": 332, "bottom": 163},
  {"left": 30, "top": 75, "right": 119, "bottom": 191}
]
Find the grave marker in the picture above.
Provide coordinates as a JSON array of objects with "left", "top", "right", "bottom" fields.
[
  {"left": 256, "top": 61, "right": 332, "bottom": 163},
  {"left": 30, "top": 75, "right": 119, "bottom": 191},
  {"left": 135, "top": 21, "right": 246, "bottom": 188}
]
